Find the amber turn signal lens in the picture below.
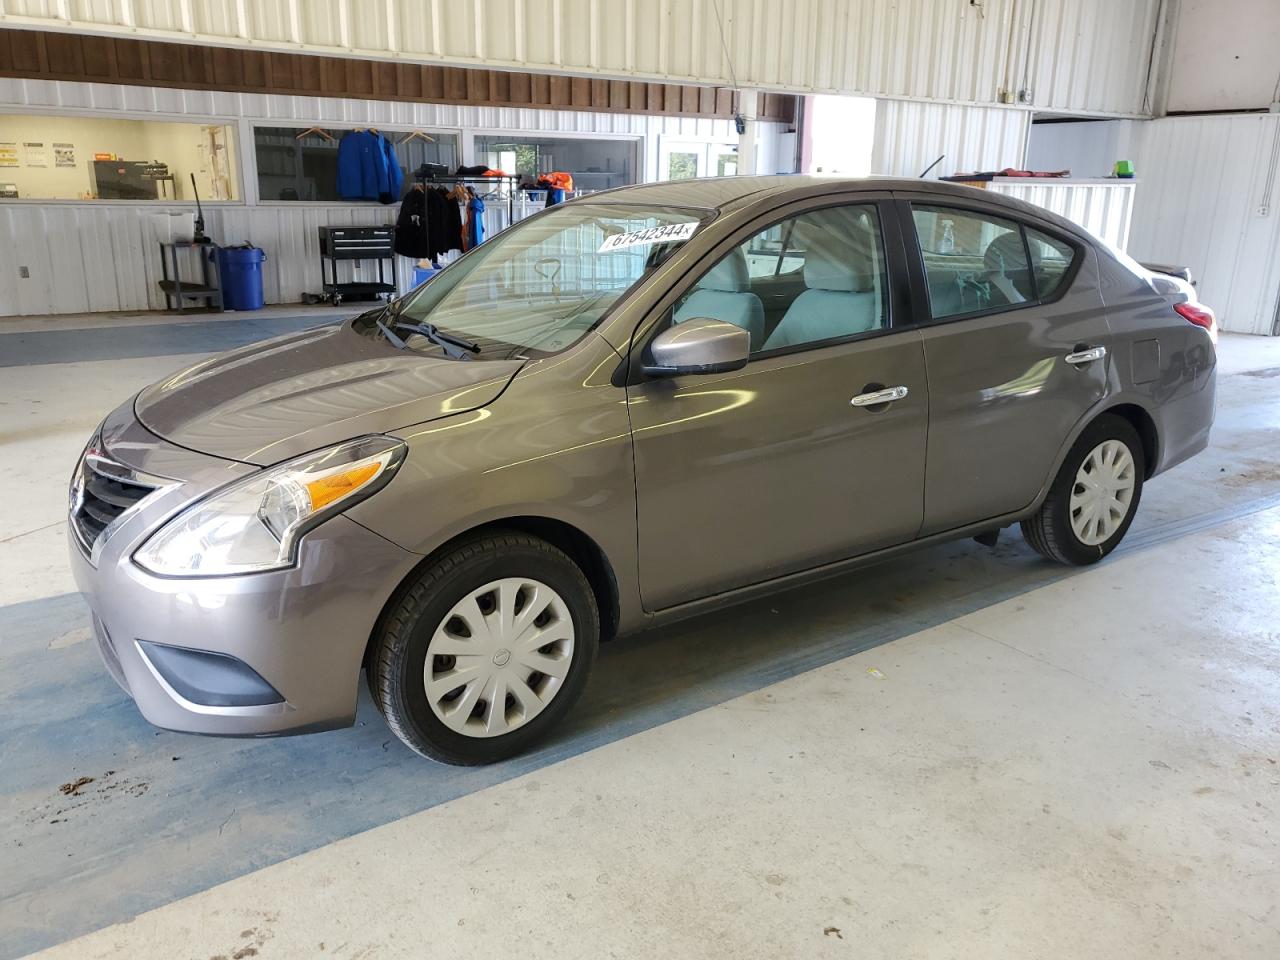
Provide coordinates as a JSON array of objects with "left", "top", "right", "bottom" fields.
[{"left": 304, "top": 462, "right": 382, "bottom": 511}]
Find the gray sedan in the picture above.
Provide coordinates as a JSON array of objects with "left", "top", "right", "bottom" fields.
[{"left": 69, "top": 176, "right": 1217, "bottom": 764}]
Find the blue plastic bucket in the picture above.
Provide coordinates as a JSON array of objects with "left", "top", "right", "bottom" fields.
[
  {"left": 412, "top": 265, "right": 439, "bottom": 287},
  {"left": 216, "top": 245, "right": 266, "bottom": 311}
]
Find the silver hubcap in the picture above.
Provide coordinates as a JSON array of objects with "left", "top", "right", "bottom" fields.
[
  {"left": 424, "top": 578, "right": 575, "bottom": 738},
  {"left": 1070, "top": 439, "right": 1136, "bottom": 546}
]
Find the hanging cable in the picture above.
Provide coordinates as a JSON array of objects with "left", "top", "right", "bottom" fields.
[{"left": 710, "top": 0, "right": 747, "bottom": 131}]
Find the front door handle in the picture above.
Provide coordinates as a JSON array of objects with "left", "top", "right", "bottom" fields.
[
  {"left": 1065, "top": 345, "right": 1107, "bottom": 365},
  {"left": 850, "top": 385, "right": 909, "bottom": 407}
]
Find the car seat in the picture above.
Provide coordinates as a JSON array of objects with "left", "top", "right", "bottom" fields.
[
  {"left": 762, "top": 234, "right": 880, "bottom": 351},
  {"left": 673, "top": 248, "right": 765, "bottom": 352},
  {"left": 983, "top": 232, "right": 1037, "bottom": 303}
]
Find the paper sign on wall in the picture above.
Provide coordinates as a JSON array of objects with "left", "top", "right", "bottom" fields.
[
  {"left": 597, "top": 221, "right": 698, "bottom": 253},
  {"left": 53, "top": 143, "right": 76, "bottom": 168},
  {"left": 23, "top": 142, "right": 48, "bottom": 167},
  {"left": 0, "top": 144, "right": 17, "bottom": 168}
]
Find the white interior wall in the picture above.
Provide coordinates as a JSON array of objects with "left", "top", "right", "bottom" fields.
[
  {"left": 1164, "top": 0, "right": 1280, "bottom": 112},
  {"left": 1125, "top": 113, "right": 1280, "bottom": 336},
  {"left": 871, "top": 100, "right": 1029, "bottom": 179},
  {"left": 1025, "top": 120, "right": 1143, "bottom": 179},
  {"left": 0, "top": 77, "right": 783, "bottom": 316},
  {"left": 0, "top": 0, "right": 1166, "bottom": 117}
]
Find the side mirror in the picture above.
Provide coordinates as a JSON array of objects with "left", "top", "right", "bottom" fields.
[{"left": 642, "top": 317, "right": 750, "bottom": 377}]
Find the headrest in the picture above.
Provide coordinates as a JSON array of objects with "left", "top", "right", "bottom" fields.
[
  {"left": 984, "top": 232, "right": 1035, "bottom": 274},
  {"left": 803, "top": 240, "right": 875, "bottom": 293},
  {"left": 697, "top": 248, "right": 750, "bottom": 293}
]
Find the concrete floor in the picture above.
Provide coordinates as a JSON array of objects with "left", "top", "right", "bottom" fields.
[{"left": 2, "top": 314, "right": 1279, "bottom": 959}]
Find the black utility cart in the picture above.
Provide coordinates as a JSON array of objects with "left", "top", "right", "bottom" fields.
[{"left": 315, "top": 225, "right": 396, "bottom": 306}]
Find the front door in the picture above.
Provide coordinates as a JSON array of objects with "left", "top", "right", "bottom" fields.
[
  {"left": 897, "top": 198, "right": 1111, "bottom": 534},
  {"left": 627, "top": 200, "right": 928, "bottom": 610}
]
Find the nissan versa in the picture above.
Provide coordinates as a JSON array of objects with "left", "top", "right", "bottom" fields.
[{"left": 69, "top": 176, "right": 1217, "bottom": 764}]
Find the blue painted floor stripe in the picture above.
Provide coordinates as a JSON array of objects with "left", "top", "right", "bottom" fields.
[
  {"left": 0, "top": 314, "right": 345, "bottom": 367},
  {"left": 3, "top": 495, "right": 1276, "bottom": 960}
]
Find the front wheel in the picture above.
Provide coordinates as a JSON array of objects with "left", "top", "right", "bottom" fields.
[
  {"left": 368, "top": 532, "right": 599, "bottom": 765},
  {"left": 1021, "top": 414, "right": 1145, "bottom": 565}
]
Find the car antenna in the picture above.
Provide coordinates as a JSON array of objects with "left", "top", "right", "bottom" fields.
[
  {"left": 190, "top": 173, "right": 212, "bottom": 244},
  {"left": 918, "top": 155, "right": 946, "bottom": 178}
]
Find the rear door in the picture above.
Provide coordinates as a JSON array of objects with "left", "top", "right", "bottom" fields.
[{"left": 893, "top": 196, "right": 1111, "bottom": 535}]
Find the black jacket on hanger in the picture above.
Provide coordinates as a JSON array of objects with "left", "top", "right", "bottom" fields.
[{"left": 394, "top": 188, "right": 431, "bottom": 259}]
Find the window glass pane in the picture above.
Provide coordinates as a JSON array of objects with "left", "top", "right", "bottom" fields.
[
  {"left": 1025, "top": 227, "right": 1076, "bottom": 299},
  {"left": 474, "top": 135, "right": 637, "bottom": 191},
  {"left": 0, "top": 114, "right": 238, "bottom": 201},
  {"left": 912, "top": 205, "right": 1034, "bottom": 319},
  {"left": 253, "top": 127, "right": 458, "bottom": 202},
  {"left": 394, "top": 202, "right": 705, "bottom": 356},
  {"left": 666, "top": 152, "right": 699, "bottom": 180},
  {"left": 674, "top": 205, "right": 888, "bottom": 354}
]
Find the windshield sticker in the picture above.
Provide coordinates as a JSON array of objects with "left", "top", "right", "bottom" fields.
[{"left": 597, "top": 221, "right": 698, "bottom": 253}]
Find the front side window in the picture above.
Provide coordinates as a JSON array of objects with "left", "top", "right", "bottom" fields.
[
  {"left": 387, "top": 202, "right": 709, "bottom": 357},
  {"left": 0, "top": 114, "right": 238, "bottom": 201},
  {"left": 253, "top": 126, "right": 459, "bottom": 202},
  {"left": 912, "top": 205, "right": 1034, "bottom": 320},
  {"left": 672, "top": 204, "right": 889, "bottom": 354}
]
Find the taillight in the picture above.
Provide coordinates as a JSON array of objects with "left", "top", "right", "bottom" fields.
[
  {"left": 1174, "top": 301, "right": 1214, "bottom": 330},
  {"left": 1174, "top": 301, "right": 1217, "bottom": 343}
]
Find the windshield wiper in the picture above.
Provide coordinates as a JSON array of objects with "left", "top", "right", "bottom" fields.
[
  {"left": 375, "top": 315, "right": 408, "bottom": 349},
  {"left": 393, "top": 321, "right": 481, "bottom": 360}
]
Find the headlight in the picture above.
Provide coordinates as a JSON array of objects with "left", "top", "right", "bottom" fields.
[{"left": 134, "top": 436, "right": 406, "bottom": 577}]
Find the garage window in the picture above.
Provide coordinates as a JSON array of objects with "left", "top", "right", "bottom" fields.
[
  {"left": 912, "top": 205, "right": 1035, "bottom": 320},
  {"left": 473, "top": 135, "right": 637, "bottom": 190},
  {"left": 253, "top": 126, "right": 458, "bottom": 202},
  {"left": 0, "top": 114, "right": 238, "bottom": 201}
]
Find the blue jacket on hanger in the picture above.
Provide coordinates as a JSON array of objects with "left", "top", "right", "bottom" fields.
[{"left": 337, "top": 130, "right": 402, "bottom": 203}]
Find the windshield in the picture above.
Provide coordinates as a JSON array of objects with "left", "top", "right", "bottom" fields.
[{"left": 390, "top": 202, "right": 711, "bottom": 357}]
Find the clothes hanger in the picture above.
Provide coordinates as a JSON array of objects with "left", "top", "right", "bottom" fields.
[
  {"left": 295, "top": 127, "right": 336, "bottom": 142},
  {"left": 399, "top": 130, "right": 436, "bottom": 144}
]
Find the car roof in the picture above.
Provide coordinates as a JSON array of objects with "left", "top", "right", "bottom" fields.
[{"left": 583, "top": 175, "right": 1092, "bottom": 242}]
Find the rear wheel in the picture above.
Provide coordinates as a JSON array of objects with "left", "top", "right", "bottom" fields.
[
  {"left": 368, "top": 532, "right": 599, "bottom": 765},
  {"left": 1021, "top": 414, "right": 1145, "bottom": 565}
]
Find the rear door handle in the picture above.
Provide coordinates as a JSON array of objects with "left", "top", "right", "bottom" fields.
[
  {"left": 1065, "top": 345, "right": 1107, "bottom": 365},
  {"left": 850, "top": 385, "right": 909, "bottom": 407}
]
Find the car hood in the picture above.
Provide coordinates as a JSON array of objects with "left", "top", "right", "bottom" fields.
[{"left": 134, "top": 320, "right": 524, "bottom": 465}]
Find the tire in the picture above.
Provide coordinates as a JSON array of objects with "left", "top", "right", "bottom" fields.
[
  {"left": 1021, "top": 413, "right": 1145, "bottom": 566},
  {"left": 368, "top": 532, "right": 599, "bottom": 765}
]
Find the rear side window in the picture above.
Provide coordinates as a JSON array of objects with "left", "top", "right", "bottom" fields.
[
  {"left": 1025, "top": 227, "right": 1076, "bottom": 300},
  {"left": 912, "top": 205, "right": 1035, "bottom": 320}
]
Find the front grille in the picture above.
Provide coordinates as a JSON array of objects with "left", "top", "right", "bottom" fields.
[{"left": 71, "top": 453, "right": 157, "bottom": 554}]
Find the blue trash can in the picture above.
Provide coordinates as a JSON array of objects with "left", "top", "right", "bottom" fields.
[
  {"left": 412, "top": 265, "right": 440, "bottom": 287},
  {"left": 216, "top": 245, "right": 266, "bottom": 311}
]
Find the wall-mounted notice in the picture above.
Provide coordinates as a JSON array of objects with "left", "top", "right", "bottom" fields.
[
  {"left": 53, "top": 143, "right": 75, "bottom": 168},
  {"left": 0, "top": 143, "right": 17, "bottom": 168},
  {"left": 23, "top": 142, "right": 48, "bottom": 167}
]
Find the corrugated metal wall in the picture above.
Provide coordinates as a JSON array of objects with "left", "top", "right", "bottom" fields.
[
  {"left": 1126, "top": 114, "right": 1280, "bottom": 336},
  {"left": 0, "top": 0, "right": 1163, "bottom": 116},
  {"left": 0, "top": 77, "right": 772, "bottom": 315},
  {"left": 988, "top": 180, "right": 1135, "bottom": 250},
  {"left": 871, "top": 100, "right": 1030, "bottom": 180}
]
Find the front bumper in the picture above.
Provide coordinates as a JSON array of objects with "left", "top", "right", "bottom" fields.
[{"left": 70, "top": 403, "right": 421, "bottom": 736}]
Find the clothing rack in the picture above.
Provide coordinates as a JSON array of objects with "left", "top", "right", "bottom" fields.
[{"left": 414, "top": 170, "right": 521, "bottom": 226}]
